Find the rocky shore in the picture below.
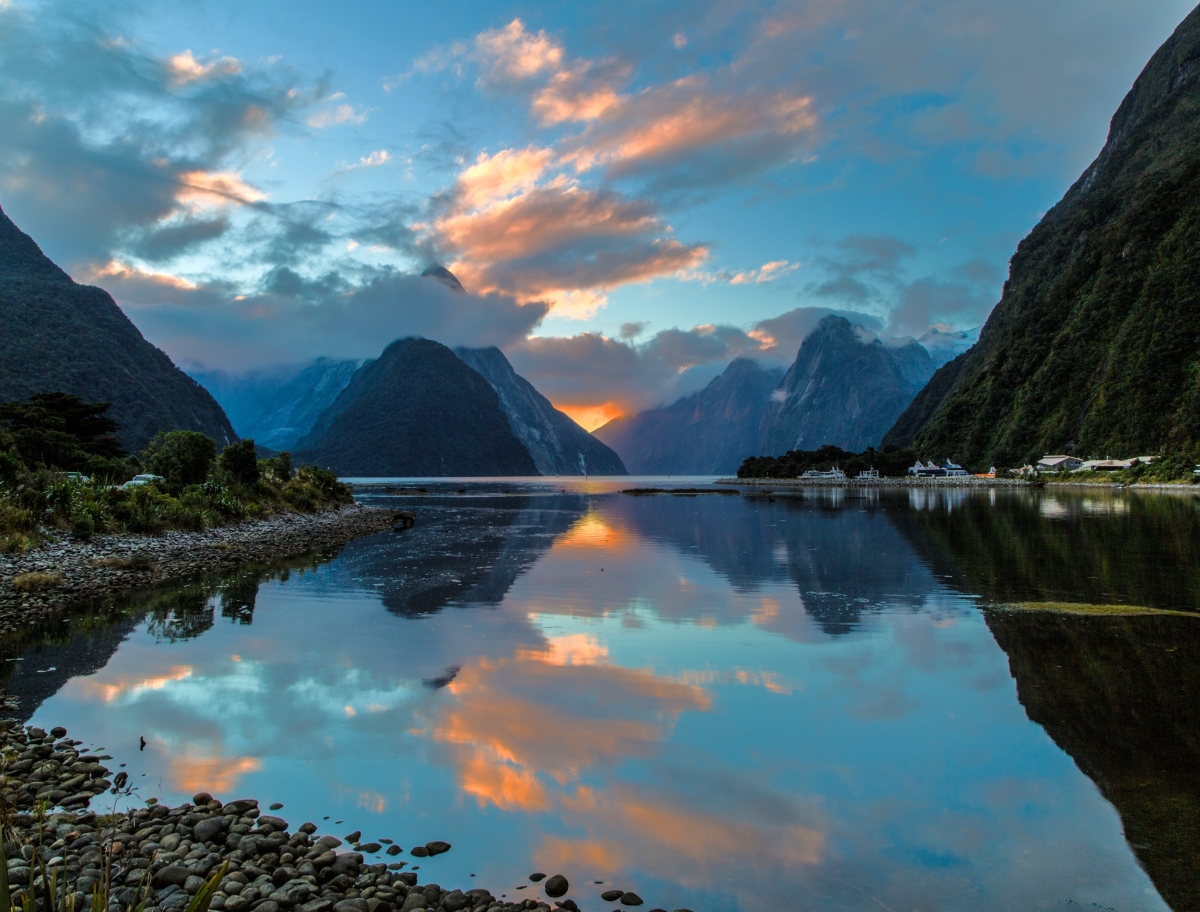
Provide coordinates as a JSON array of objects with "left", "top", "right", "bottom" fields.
[
  {"left": 0, "top": 506, "right": 401, "bottom": 637},
  {"left": 0, "top": 721, "right": 606, "bottom": 912}
]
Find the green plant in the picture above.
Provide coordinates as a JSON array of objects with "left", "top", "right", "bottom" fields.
[
  {"left": 218, "top": 439, "right": 259, "bottom": 486},
  {"left": 142, "top": 431, "right": 216, "bottom": 492}
]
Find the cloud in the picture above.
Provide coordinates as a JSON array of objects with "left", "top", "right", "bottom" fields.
[
  {"left": 306, "top": 96, "right": 368, "bottom": 128},
  {"left": 99, "top": 264, "right": 548, "bottom": 371},
  {"left": 0, "top": 2, "right": 314, "bottom": 266},
  {"left": 167, "top": 50, "right": 241, "bottom": 85},
  {"left": 423, "top": 147, "right": 707, "bottom": 316},
  {"left": 472, "top": 19, "right": 564, "bottom": 84}
]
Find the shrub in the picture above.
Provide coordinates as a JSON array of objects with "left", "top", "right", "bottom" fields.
[
  {"left": 142, "top": 430, "right": 216, "bottom": 491},
  {"left": 219, "top": 438, "right": 260, "bottom": 485},
  {"left": 260, "top": 451, "right": 293, "bottom": 483}
]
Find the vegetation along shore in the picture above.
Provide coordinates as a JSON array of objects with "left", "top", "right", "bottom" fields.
[
  {"left": 0, "top": 721, "right": 613, "bottom": 912},
  {"left": 0, "top": 392, "right": 407, "bottom": 634}
]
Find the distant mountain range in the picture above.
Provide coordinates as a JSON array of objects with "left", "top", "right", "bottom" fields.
[
  {"left": 594, "top": 358, "right": 785, "bottom": 476},
  {"left": 191, "top": 358, "right": 364, "bottom": 451},
  {"left": 191, "top": 268, "right": 625, "bottom": 476},
  {"left": 596, "top": 315, "right": 937, "bottom": 475},
  {"left": 885, "top": 7, "right": 1200, "bottom": 466},
  {"left": 294, "top": 337, "right": 538, "bottom": 476},
  {"left": 0, "top": 203, "right": 235, "bottom": 451}
]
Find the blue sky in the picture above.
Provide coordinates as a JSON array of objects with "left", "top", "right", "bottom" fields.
[{"left": 0, "top": 0, "right": 1193, "bottom": 426}]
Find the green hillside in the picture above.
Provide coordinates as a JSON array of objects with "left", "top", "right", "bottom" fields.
[{"left": 885, "top": 6, "right": 1200, "bottom": 467}]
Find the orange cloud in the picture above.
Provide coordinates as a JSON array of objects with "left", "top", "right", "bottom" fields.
[
  {"left": 168, "top": 50, "right": 241, "bottom": 85},
  {"left": 565, "top": 85, "right": 815, "bottom": 174},
  {"left": 176, "top": 170, "right": 266, "bottom": 207},
  {"left": 556, "top": 401, "right": 624, "bottom": 431},
  {"left": 473, "top": 19, "right": 563, "bottom": 82},
  {"left": 89, "top": 260, "right": 198, "bottom": 291},
  {"left": 455, "top": 146, "right": 556, "bottom": 209},
  {"left": 428, "top": 651, "right": 709, "bottom": 811},
  {"left": 168, "top": 751, "right": 262, "bottom": 795},
  {"left": 78, "top": 664, "right": 194, "bottom": 702},
  {"left": 532, "top": 65, "right": 625, "bottom": 125},
  {"left": 535, "top": 786, "right": 824, "bottom": 884},
  {"left": 551, "top": 512, "right": 629, "bottom": 552}
]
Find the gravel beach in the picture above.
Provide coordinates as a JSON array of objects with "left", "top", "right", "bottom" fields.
[
  {"left": 0, "top": 506, "right": 401, "bottom": 637},
  {"left": 0, "top": 720, "right": 591, "bottom": 912}
]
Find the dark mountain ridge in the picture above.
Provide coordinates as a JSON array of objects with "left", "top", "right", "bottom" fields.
[
  {"left": 0, "top": 203, "right": 235, "bottom": 451},
  {"left": 594, "top": 358, "right": 785, "bottom": 475},
  {"left": 886, "top": 7, "right": 1200, "bottom": 465},
  {"left": 454, "top": 346, "right": 626, "bottom": 475},
  {"left": 295, "top": 337, "right": 538, "bottom": 477}
]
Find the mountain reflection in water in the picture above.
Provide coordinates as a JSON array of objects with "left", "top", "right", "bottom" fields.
[{"left": 1, "top": 483, "right": 1194, "bottom": 911}]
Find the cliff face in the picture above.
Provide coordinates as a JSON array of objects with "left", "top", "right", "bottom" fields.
[
  {"left": 295, "top": 338, "right": 538, "bottom": 477},
  {"left": 193, "top": 358, "right": 365, "bottom": 451},
  {"left": 760, "top": 315, "right": 934, "bottom": 455},
  {"left": 0, "top": 203, "right": 236, "bottom": 451},
  {"left": 886, "top": 7, "right": 1200, "bottom": 465},
  {"left": 594, "top": 358, "right": 785, "bottom": 475},
  {"left": 454, "top": 346, "right": 626, "bottom": 476}
]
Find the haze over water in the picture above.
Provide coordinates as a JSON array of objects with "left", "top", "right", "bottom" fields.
[{"left": 6, "top": 482, "right": 1198, "bottom": 911}]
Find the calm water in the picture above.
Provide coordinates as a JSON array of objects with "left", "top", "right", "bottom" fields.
[{"left": 4, "top": 481, "right": 1199, "bottom": 912}]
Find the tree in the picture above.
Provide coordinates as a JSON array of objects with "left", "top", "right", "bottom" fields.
[
  {"left": 0, "top": 392, "right": 124, "bottom": 470},
  {"left": 219, "top": 438, "right": 259, "bottom": 486},
  {"left": 143, "top": 430, "right": 216, "bottom": 490}
]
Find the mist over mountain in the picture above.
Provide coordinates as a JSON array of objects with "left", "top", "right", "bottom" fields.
[
  {"left": 594, "top": 358, "right": 785, "bottom": 475},
  {"left": 0, "top": 202, "right": 235, "bottom": 451},
  {"left": 192, "top": 358, "right": 365, "bottom": 451},
  {"left": 454, "top": 346, "right": 626, "bottom": 476},
  {"left": 295, "top": 337, "right": 538, "bottom": 477},
  {"left": 886, "top": 7, "right": 1200, "bottom": 465},
  {"left": 917, "top": 326, "right": 980, "bottom": 368},
  {"left": 760, "top": 315, "right": 935, "bottom": 455}
]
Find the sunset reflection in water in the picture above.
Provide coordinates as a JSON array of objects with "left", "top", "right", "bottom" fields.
[{"left": 18, "top": 486, "right": 1175, "bottom": 912}]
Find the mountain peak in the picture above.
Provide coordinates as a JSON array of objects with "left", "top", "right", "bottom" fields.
[
  {"left": 421, "top": 264, "right": 466, "bottom": 293},
  {"left": 0, "top": 202, "right": 73, "bottom": 285}
]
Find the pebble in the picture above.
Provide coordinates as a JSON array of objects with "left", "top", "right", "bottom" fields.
[
  {"left": 543, "top": 875, "right": 568, "bottom": 898},
  {"left": 0, "top": 721, "right": 542, "bottom": 912}
]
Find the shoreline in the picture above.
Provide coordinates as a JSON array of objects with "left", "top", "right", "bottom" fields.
[
  {"left": 0, "top": 721, "right": 577, "bottom": 912},
  {"left": 0, "top": 505, "right": 401, "bottom": 638},
  {"left": 718, "top": 477, "right": 1200, "bottom": 492}
]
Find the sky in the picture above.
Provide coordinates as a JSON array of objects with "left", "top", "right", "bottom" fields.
[{"left": 0, "top": 0, "right": 1194, "bottom": 428}]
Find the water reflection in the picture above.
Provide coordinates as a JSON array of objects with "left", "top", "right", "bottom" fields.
[{"left": 1, "top": 485, "right": 1193, "bottom": 910}]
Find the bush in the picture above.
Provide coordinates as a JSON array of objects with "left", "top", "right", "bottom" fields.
[
  {"left": 219, "top": 438, "right": 260, "bottom": 486},
  {"left": 143, "top": 430, "right": 216, "bottom": 491},
  {"left": 260, "top": 451, "right": 292, "bottom": 483}
]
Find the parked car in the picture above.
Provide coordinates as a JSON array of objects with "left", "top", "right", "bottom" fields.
[
  {"left": 61, "top": 472, "right": 90, "bottom": 484},
  {"left": 120, "top": 474, "right": 165, "bottom": 490}
]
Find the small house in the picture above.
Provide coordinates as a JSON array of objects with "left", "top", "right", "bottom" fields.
[{"left": 1037, "top": 455, "right": 1083, "bottom": 472}]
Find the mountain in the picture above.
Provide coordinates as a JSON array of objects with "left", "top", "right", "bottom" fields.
[
  {"left": 917, "top": 326, "right": 979, "bottom": 368},
  {"left": 454, "top": 346, "right": 626, "bottom": 475},
  {"left": 421, "top": 265, "right": 465, "bottom": 293},
  {"left": 294, "top": 337, "right": 538, "bottom": 476},
  {"left": 0, "top": 203, "right": 235, "bottom": 451},
  {"left": 594, "top": 358, "right": 785, "bottom": 475},
  {"left": 191, "top": 358, "right": 364, "bottom": 451},
  {"left": 760, "top": 315, "right": 935, "bottom": 455},
  {"left": 885, "top": 8, "right": 1200, "bottom": 466}
]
